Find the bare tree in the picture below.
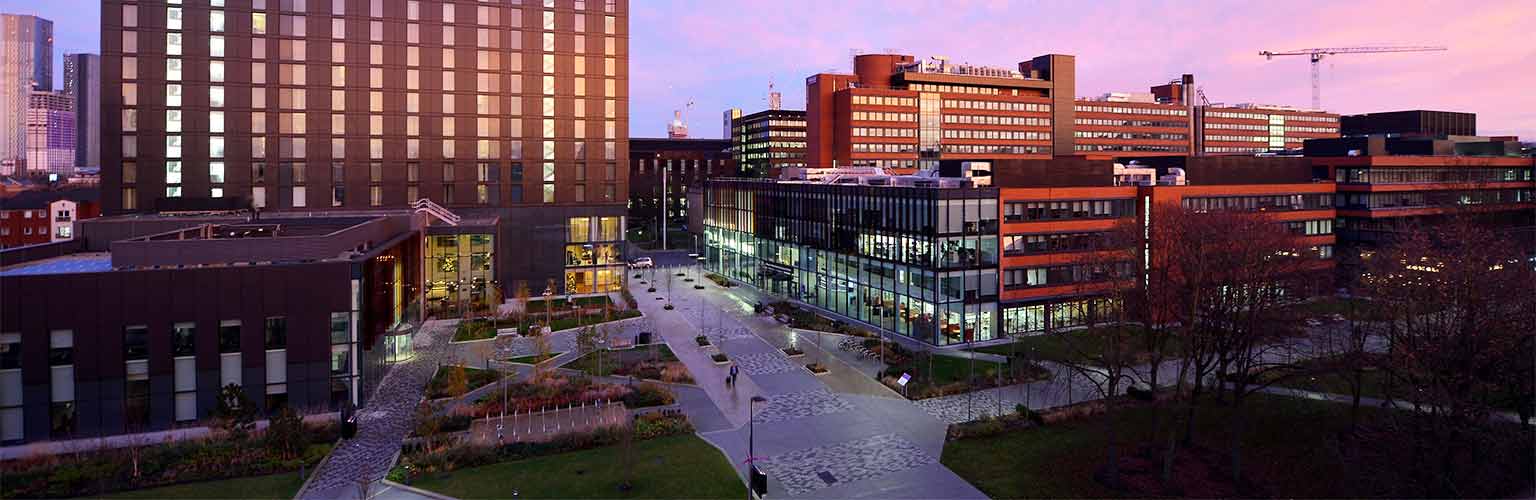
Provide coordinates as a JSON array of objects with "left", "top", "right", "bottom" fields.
[
  {"left": 1360, "top": 215, "right": 1535, "bottom": 496},
  {"left": 513, "top": 280, "right": 531, "bottom": 335}
]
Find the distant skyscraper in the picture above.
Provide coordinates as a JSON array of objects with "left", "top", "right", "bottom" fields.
[
  {"left": 25, "top": 90, "right": 74, "bottom": 175},
  {"left": 722, "top": 108, "right": 741, "bottom": 140},
  {"left": 0, "top": 14, "right": 54, "bottom": 175},
  {"left": 64, "top": 53, "right": 101, "bottom": 169}
]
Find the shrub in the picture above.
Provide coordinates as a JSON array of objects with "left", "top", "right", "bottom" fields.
[
  {"left": 634, "top": 412, "right": 694, "bottom": 439},
  {"left": 265, "top": 406, "right": 307, "bottom": 459},
  {"left": 951, "top": 418, "right": 1006, "bottom": 439},
  {"left": 705, "top": 273, "right": 735, "bottom": 287},
  {"left": 1016, "top": 404, "right": 1045, "bottom": 426},
  {"left": 453, "top": 320, "right": 496, "bottom": 342}
]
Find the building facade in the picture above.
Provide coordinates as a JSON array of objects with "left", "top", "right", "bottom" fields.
[
  {"left": 64, "top": 53, "right": 103, "bottom": 170},
  {"left": 0, "top": 214, "right": 420, "bottom": 443},
  {"left": 803, "top": 54, "right": 1338, "bottom": 169},
  {"left": 0, "top": 14, "right": 54, "bottom": 175},
  {"left": 100, "top": 0, "right": 631, "bottom": 296},
  {"left": 731, "top": 108, "right": 805, "bottom": 177},
  {"left": 0, "top": 189, "right": 100, "bottom": 248},
  {"left": 703, "top": 173, "right": 1001, "bottom": 346},
  {"left": 629, "top": 137, "right": 731, "bottom": 238},
  {"left": 1341, "top": 110, "right": 1477, "bottom": 138},
  {"left": 25, "top": 90, "right": 76, "bottom": 176},
  {"left": 1306, "top": 136, "right": 1536, "bottom": 273},
  {"left": 806, "top": 54, "right": 1071, "bottom": 170}
]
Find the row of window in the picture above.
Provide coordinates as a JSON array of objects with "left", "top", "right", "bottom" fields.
[
  {"left": 850, "top": 95, "right": 917, "bottom": 107},
  {"left": 1002, "top": 231, "right": 1110, "bottom": 255},
  {"left": 850, "top": 111, "right": 915, "bottom": 122},
  {"left": 1074, "top": 131, "right": 1187, "bottom": 141},
  {"left": 1003, "top": 262, "right": 1134, "bottom": 289},
  {"left": 909, "top": 83, "right": 1022, "bottom": 96},
  {"left": 1284, "top": 219, "right": 1334, "bottom": 236},
  {"left": 1075, "top": 105, "right": 1188, "bottom": 116},
  {"left": 944, "top": 114, "right": 1048, "bottom": 126},
  {"left": 1076, "top": 118, "right": 1186, "bottom": 128},
  {"left": 124, "top": 3, "right": 619, "bottom": 33},
  {"left": 940, "top": 144, "right": 1048, "bottom": 155},
  {"left": 1004, "top": 198, "right": 1135, "bottom": 221},
  {"left": 943, "top": 99, "right": 1048, "bottom": 112},
  {"left": 1075, "top": 144, "right": 1189, "bottom": 152},
  {"left": 1338, "top": 189, "right": 1534, "bottom": 209},
  {"left": 942, "top": 129, "right": 1051, "bottom": 141},
  {"left": 851, "top": 127, "right": 916, "bottom": 138},
  {"left": 1205, "top": 110, "right": 1336, "bottom": 122},
  {"left": 851, "top": 142, "right": 916, "bottom": 153},
  {"left": 1335, "top": 167, "right": 1533, "bottom": 184},
  {"left": 1182, "top": 193, "right": 1334, "bottom": 212}
]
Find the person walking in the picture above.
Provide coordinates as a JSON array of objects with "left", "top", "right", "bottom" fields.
[{"left": 729, "top": 364, "right": 739, "bottom": 387}]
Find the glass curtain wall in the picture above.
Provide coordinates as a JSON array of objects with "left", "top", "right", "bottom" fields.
[
  {"left": 425, "top": 233, "right": 496, "bottom": 316},
  {"left": 704, "top": 180, "right": 998, "bottom": 346}
]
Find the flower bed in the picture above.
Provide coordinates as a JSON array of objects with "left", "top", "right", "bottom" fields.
[
  {"left": 391, "top": 413, "right": 695, "bottom": 484},
  {"left": 705, "top": 273, "right": 735, "bottom": 287},
  {"left": 0, "top": 422, "right": 336, "bottom": 499},
  {"left": 470, "top": 373, "right": 675, "bottom": 417},
  {"left": 427, "top": 366, "right": 503, "bottom": 400}
]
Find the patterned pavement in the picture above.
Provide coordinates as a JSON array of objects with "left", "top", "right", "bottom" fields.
[
  {"left": 732, "top": 351, "right": 800, "bottom": 376},
  {"left": 755, "top": 433, "right": 936, "bottom": 496},
  {"left": 297, "top": 320, "right": 456, "bottom": 500},
  {"left": 753, "top": 389, "right": 855, "bottom": 424}
]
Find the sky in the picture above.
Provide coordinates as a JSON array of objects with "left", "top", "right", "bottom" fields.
[{"left": 8, "top": 0, "right": 1534, "bottom": 140}]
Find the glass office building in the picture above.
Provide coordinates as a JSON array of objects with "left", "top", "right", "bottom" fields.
[{"left": 703, "top": 178, "right": 999, "bottom": 346}]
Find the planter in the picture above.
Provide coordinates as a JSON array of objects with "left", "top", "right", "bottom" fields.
[
  {"left": 648, "top": 287, "right": 657, "bottom": 293},
  {"left": 683, "top": 278, "right": 695, "bottom": 283},
  {"left": 664, "top": 304, "right": 675, "bottom": 310},
  {"left": 711, "top": 353, "right": 730, "bottom": 365},
  {"left": 782, "top": 348, "right": 804, "bottom": 358},
  {"left": 695, "top": 336, "right": 711, "bottom": 347},
  {"left": 693, "top": 285, "right": 705, "bottom": 290},
  {"left": 805, "top": 363, "right": 829, "bottom": 375}
]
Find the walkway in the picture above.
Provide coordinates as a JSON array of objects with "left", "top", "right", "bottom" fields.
[
  {"left": 631, "top": 266, "right": 987, "bottom": 499},
  {"left": 297, "top": 320, "right": 456, "bottom": 500}
]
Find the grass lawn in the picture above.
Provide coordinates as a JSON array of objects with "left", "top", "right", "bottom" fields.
[
  {"left": 971, "top": 326, "right": 1178, "bottom": 365},
  {"left": 99, "top": 471, "right": 305, "bottom": 499},
  {"left": 451, "top": 319, "right": 498, "bottom": 342},
  {"left": 942, "top": 394, "right": 1405, "bottom": 498},
  {"left": 519, "top": 309, "right": 644, "bottom": 335},
  {"left": 917, "top": 353, "right": 1007, "bottom": 385},
  {"left": 427, "top": 366, "right": 503, "bottom": 399},
  {"left": 409, "top": 434, "right": 744, "bottom": 499},
  {"left": 528, "top": 295, "right": 615, "bottom": 314}
]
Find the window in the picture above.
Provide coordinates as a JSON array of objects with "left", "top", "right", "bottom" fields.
[
  {"left": 167, "top": 7, "right": 183, "bottom": 30},
  {"left": 124, "top": 326, "right": 149, "bottom": 360},
  {"left": 123, "top": 5, "right": 138, "bottom": 27},
  {"left": 253, "top": 13, "right": 268, "bottom": 34},
  {"left": 210, "top": 162, "right": 226, "bottom": 183},
  {"left": 172, "top": 323, "right": 195, "bottom": 357},
  {"left": 219, "top": 321, "right": 241, "bottom": 353},
  {"left": 264, "top": 317, "right": 287, "bottom": 350},
  {"left": 210, "top": 10, "right": 225, "bottom": 32}
]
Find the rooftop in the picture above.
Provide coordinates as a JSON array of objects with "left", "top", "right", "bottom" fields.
[{"left": 0, "top": 252, "right": 111, "bottom": 277}]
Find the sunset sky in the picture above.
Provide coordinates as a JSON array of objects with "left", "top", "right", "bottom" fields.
[{"left": 12, "top": 0, "right": 1533, "bottom": 140}]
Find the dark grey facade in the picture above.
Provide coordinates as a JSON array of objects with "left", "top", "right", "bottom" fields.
[
  {"left": 0, "top": 215, "right": 420, "bottom": 443},
  {"left": 1341, "top": 110, "right": 1477, "bottom": 138},
  {"left": 64, "top": 53, "right": 102, "bottom": 169}
]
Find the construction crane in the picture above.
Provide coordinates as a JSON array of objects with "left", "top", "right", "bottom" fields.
[{"left": 1259, "top": 45, "right": 1447, "bottom": 110}]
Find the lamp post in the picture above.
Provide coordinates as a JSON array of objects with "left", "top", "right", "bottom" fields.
[
  {"left": 542, "top": 287, "right": 553, "bottom": 333},
  {"left": 748, "top": 394, "right": 767, "bottom": 500}
]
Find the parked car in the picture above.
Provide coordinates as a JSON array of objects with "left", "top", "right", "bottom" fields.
[{"left": 628, "top": 257, "right": 654, "bottom": 268}]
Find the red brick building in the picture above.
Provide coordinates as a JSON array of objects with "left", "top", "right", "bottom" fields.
[{"left": 0, "top": 189, "right": 100, "bottom": 248}]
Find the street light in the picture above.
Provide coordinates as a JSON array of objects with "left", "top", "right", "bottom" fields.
[
  {"left": 542, "top": 287, "right": 554, "bottom": 333},
  {"left": 748, "top": 394, "right": 767, "bottom": 500}
]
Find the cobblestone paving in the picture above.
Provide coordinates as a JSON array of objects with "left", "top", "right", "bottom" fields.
[
  {"left": 297, "top": 321, "right": 455, "bottom": 500},
  {"left": 915, "top": 390, "right": 1013, "bottom": 425},
  {"left": 755, "top": 433, "right": 936, "bottom": 496},
  {"left": 704, "top": 326, "right": 757, "bottom": 344},
  {"left": 754, "top": 389, "right": 854, "bottom": 424},
  {"left": 732, "top": 351, "right": 799, "bottom": 376}
]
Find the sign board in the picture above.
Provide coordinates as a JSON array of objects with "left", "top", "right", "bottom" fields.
[{"left": 897, "top": 373, "right": 911, "bottom": 387}]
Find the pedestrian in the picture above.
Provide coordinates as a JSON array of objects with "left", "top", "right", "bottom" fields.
[{"left": 729, "top": 364, "right": 739, "bottom": 383}]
